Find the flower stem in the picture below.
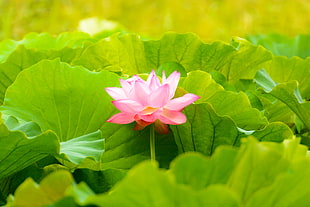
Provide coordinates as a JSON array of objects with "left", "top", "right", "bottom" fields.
[{"left": 150, "top": 124, "right": 156, "bottom": 161}]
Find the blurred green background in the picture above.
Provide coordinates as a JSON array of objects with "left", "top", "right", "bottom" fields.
[{"left": 1, "top": 0, "right": 310, "bottom": 41}]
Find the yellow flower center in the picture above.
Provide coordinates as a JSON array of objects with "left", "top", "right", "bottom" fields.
[{"left": 141, "top": 106, "right": 159, "bottom": 115}]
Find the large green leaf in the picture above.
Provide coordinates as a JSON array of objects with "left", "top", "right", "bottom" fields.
[
  {"left": 20, "top": 32, "right": 93, "bottom": 50},
  {"left": 5, "top": 170, "right": 75, "bottom": 207},
  {"left": 179, "top": 71, "right": 267, "bottom": 130},
  {"left": 85, "top": 161, "right": 241, "bottom": 207},
  {"left": 144, "top": 33, "right": 236, "bottom": 74},
  {"left": 255, "top": 69, "right": 310, "bottom": 130},
  {"left": 237, "top": 122, "right": 294, "bottom": 144},
  {"left": 57, "top": 130, "right": 104, "bottom": 170},
  {"left": 246, "top": 34, "right": 310, "bottom": 99},
  {"left": 265, "top": 56, "right": 310, "bottom": 99},
  {"left": 227, "top": 137, "right": 308, "bottom": 204},
  {"left": 1, "top": 59, "right": 120, "bottom": 141},
  {"left": 1, "top": 59, "right": 126, "bottom": 169},
  {"left": 247, "top": 33, "right": 310, "bottom": 59},
  {"left": 207, "top": 91, "right": 268, "bottom": 130},
  {"left": 100, "top": 122, "right": 178, "bottom": 169},
  {"left": 0, "top": 47, "right": 84, "bottom": 105},
  {"left": 260, "top": 96, "right": 296, "bottom": 125},
  {"left": 81, "top": 138, "right": 309, "bottom": 207},
  {"left": 0, "top": 46, "right": 49, "bottom": 104},
  {"left": 73, "top": 32, "right": 237, "bottom": 76},
  {"left": 1, "top": 58, "right": 178, "bottom": 170},
  {"left": 170, "top": 103, "right": 289, "bottom": 156},
  {"left": 0, "top": 32, "right": 92, "bottom": 62},
  {"left": 169, "top": 150, "right": 237, "bottom": 190},
  {"left": 170, "top": 103, "right": 239, "bottom": 155},
  {"left": 6, "top": 137, "right": 310, "bottom": 207},
  {"left": 73, "top": 33, "right": 148, "bottom": 74},
  {"left": 179, "top": 70, "right": 224, "bottom": 103},
  {"left": 73, "top": 168, "right": 126, "bottom": 194},
  {"left": 0, "top": 32, "right": 94, "bottom": 105},
  {"left": 246, "top": 159, "right": 310, "bottom": 207},
  {"left": 0, "top": 39, "right": 19, "bottom": 64},
  {"left": 4, "top": 115, "right": 42, "bottom": 137},
  {"left": 0, "top": 115, "right": 59, "bottom": 180},
  {"left": 144, "top": 32, "right": 202, "bottom": 71},
  {"left": 225, "top": 37, "right": 272, "bottom": 83}
]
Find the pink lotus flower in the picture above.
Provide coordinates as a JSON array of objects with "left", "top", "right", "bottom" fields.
[{"left": 105, "top": 70, "right": 200, "bottom": 134}]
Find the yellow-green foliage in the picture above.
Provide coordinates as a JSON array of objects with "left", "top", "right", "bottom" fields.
[{"left": 1, "top": 0, "right": 310, "bottom": 41}]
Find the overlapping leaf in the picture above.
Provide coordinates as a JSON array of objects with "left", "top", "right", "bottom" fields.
[
  {"left": 0, "top": 32, "right": 92, "bottom": 63},
  {"left": 170, "top": 150, "right": 237, "bottom": 189},
  {"left": 100, "top": 123, "right": 178, "bottom": 169},
  {"left": 170, "top": 103, "right": 291, "bottom": 156},
  {"left": 20, "top": 32, "right": 93, "bottom": 50},
  {"left": 0, "top": 32, "right": 95, "bottom": 104},
  {"left": 180, "top": 71, "right": 268, "bottom": 130},
  {"left": 1, "top": 59, "right": 120, "bottom": 140},
  {"left": 225, "top": 37, "right": 272, "bottom": 83},
  {"left": 1, "top": 31, "right": 310, "bottom": 206},
  {"left": 0, "top": 47, "right": 49, "bottom": 104},
  {"left": 247, "top": 34, "right": 310, "bottom": 59},
  {"left": 255, "top": 69, "right": 310, "bottom": 130},
  {"left": 0, "top": 114, "right": 59, "bottom": 180},
  {"left": 1, "top": 59, "right": 178, "bottom": 170},
  {"left": 5, "top": 170, "right": 76, "bottom": 207},
  {"left": 8, "top": 137, "right": 310, "bottom": 207},
  {"left": 245, "top": 159, "right": 310, "bottom": 207},
  {"left": 228, "top": 138, "right": 309, "bottom": 206},
  {"left": 1, "top": 59, "right": 122, "bottom": 169},
  {"left": 73, "top": 33, "right": 148, "bottom": 74},
  {"left": 58, "top": 131, "right": 104, "bottom": 170},
  {"left": 170, "top": 103, "right": 239, "bottom": 155},
  {"left": 71, "top": 32, "right": 238, "bottom": 76},
  {"left": 265, "top": 56, "right": 310, "bottom": 100},
  {"left": 82, "top": 161, "right": 241, "bottom": 207}
]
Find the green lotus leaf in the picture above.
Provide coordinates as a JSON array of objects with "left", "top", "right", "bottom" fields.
[
  {"left": 73, "top": 33, "right": 148, "bottom": 74},
  {"left": 227, "top": 137, "right": 308, "bottom": 203},
  {"left": 255, "top": 69, "right": 310, "bottom": 130},
  {"left": 1, "top": 59, "right": 120, "bottom": 141},
  {"left": 171, "top": 103, "right": 290, "bottom": 156},
  {"left": 0, "top": 114, "right": 59, "bottom": 180},
  {"left": 265, "top": 56, "right": 310, "bottom": 100},
  {"left": 169, "top": 150, "right": 237, "bottom": 190},
  {"left": 85, "top": 161, "right": 240, "bottom": 207},
  {"left": 226, "top": 37, "right": 272, "bottom": 83},
  {"left": 20, "top": 32, "right": 93, "bottom": 50},
  {"left": 6, "top": 137, "right": 310, "bottom": 207},
  {"left": 57, "top": 130, "right": 104, "bottom": 170},
  {"left": 0, "top": 59, "right": 129, "bottom": 169},
  {"left": 6, "top": 170, "right": 75, "bottom": 207},
  {"left": 170, "top": 103, "right": 239, "bottom": 155},
  {"left": 100, "top": 122, "right": 178, "bottom": 170},
  {"left": 179, "top": 70, "right": 267, "bottom": 130},
  {"left": 0, "top": 31, "right": 95, "bottom": 105},
  {"left": 247, "top": 33, "right": 310, "bottom": 59},
  {"left": 245, "top": 159, "right": 310, "bottom": 207}
]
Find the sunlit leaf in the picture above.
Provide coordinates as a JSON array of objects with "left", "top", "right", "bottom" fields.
[
  {"left": 265, "top": 56, "right": 310, "bottom": 99},
  {"left": 255, "top": 69, "right": 310, "bottom": 130},
  {"left": 57, "top": 131, "right": 104, "bottom": 170},
  {"left": 247, "top": 33, "right": 310, "bottom": 59},
  {"left": 170, "top": 103, "right": 239, "bottom": 155},
  {"left": 228, "top": 137, "right": 308, "bottom": 204},
  {"left": 2, "top": 59, "right": 120, "bottom": 141},
  {"left": 100, "top": 123, "right": 178, "bottom": 169},
  {"left": 86, "top": 161, "right": 241, "bottom": 207},
  {"left": 0, "top": 115, "right": 59, "bottom": 180},
  {"left": 6, "top": 170, "right": 74, "bottom": 207}
]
